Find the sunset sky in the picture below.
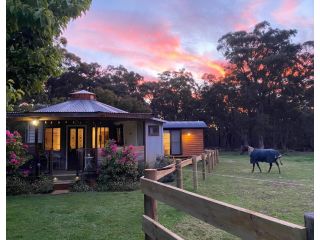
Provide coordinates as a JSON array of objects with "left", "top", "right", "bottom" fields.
[{"left": 63, "top": 0, "right": 314, "bottom": 82}]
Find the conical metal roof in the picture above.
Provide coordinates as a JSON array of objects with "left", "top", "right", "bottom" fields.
[{"left": 35, "top": 90, "right": 128, "bottom": 113}]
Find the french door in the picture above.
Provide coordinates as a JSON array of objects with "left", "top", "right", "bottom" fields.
[
  {"left": 67, "top": 127, "right": 84, "bottom": 170},
  {"left": 171, "top": 130, "right": 181, "bottom": 155}
]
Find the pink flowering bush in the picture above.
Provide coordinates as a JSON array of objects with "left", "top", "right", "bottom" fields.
[
  {"left": 6, "top": 130, "right": 31, "bottom": 175},
  {"left": 97, "top": 140, "right": 139, "bottom": 190}
]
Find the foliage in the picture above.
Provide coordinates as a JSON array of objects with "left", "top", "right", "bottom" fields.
[
  {"left": 6, "top": 79, "right": 24, "bottom": 111},
  {"left": 214, "top": 21, "right": 313, "bottom": 149},
  {"left": 45, "top": 53, "right": 151, "bottom": 113},
  {"left": 6, "top": 175, "right": 32, "bottom": 195},
  {"left": 6, "top": 130, "right": 32, "bottom": 175},
  {"left": 154, "top": 156, "right": 175, "bottom": 182},
  {"left": 6, "top": 175, "right": 53, "bottom": 195},
  {"left": 96, "top": 140, "right": 139, "bottom": 190},
  {"left": 70, "top": 180, "right": 93, "bottom": 192},
  {"left": 30, "top": 175, "right": 54, "bottom": 194},
  {"left": 140, "top": 69, "right": 201, "bottom": 120},
  {"left": 6, "top": 0, "right": 92, "bottom": 99}
]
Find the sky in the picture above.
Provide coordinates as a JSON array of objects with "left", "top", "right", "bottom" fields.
[{"left": 63, "top": 0, "right": 314, "bottom": 82}]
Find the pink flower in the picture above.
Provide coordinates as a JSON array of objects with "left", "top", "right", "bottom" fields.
[
  {"left": 13, "top": 131, "right": 20, "bottom": 137},
  {"left": 10, "top": 159, "right": 19, "bottom": 165},
  {"left": 22, "top": 169, "right": 30, "bottom": 177},
  {"left": 6, "top": 130, "right": 11, "bottom": 136},
  {"left": 10, "top": 152, "right": 17, "bottom": 159},
  {"left": 23, "top": 144, "right": 29, "bottom": 149},
  {"left": 128, "top": 145, "right": 134, "bottom": 150},
  {"left": 111, "top": 144, "right": 117, "bottom": 153}
]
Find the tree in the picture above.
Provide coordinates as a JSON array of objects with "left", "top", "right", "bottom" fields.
[
  {"left": 6, "top": 0, "right": 91, "bottom": 106},
  {"left": 216, "top": 21, "right": 313, "bottom": 149},
  {"left": 140, "top": 69, "right": 201, "bottom": 120}
]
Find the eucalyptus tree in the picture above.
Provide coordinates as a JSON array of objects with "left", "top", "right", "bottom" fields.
[{"left": 217, "top": 21, "right": 313, "bottom": 149}]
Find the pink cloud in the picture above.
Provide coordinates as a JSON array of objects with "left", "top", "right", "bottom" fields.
[
  {"left": 234, "top": 0, "right": 267, "bottom": 30},
  {"left": 64, "top": 13, "right": 225, "bottom": 79},
  {"left": 272, "top": 0, "right": 313, "bottom": 27}
]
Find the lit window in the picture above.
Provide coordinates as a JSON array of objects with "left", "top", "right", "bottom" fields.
[
  {"left": 45, "top": 128, "right": 61, "bottom": 151},
  {"left": 92, "top": 127, "right": 109, "bottom": 148}
]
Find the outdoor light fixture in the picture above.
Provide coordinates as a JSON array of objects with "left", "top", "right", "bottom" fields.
[
  {"left": 31, "top": 119, "right": 39, "bottom": 126},
  {"left": 75, "top": 176, "right": 80, "bottom": 181},
  {"left": 53, "top": 177, "right": 58, "bottom": 182}
]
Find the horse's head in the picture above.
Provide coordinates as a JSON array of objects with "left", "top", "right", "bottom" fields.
[
  {"left": 240, "top": 145, "right": 254, "bottom": 155},
  {"left": 240, "top": 145, "right": 248, "bottom": 155}
]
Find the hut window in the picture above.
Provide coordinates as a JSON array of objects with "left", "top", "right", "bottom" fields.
[
  {"left": 45, "top": 128, "right": 61, "bottom": 151},
  {"left": 92, "top": 127, "right": 109, "bottom": 148},
  {"left": 148, "top": 125, "right": 159, "bottom": 136}
]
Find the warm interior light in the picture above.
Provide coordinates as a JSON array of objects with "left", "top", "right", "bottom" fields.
[
  {"left": 31, "top": 119, "right": 39, "bottom": 126},
  {"left": 187, "top": 132, "right": 191, "bottom": 136}
]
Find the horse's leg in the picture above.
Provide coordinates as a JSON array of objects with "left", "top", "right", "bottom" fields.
[
  {"left": 256, "top": 162, "right": 262, "bottom": 173},
  {"left": 275, "top": 161, "right": 281, "bottom": 174},
  {"left": 252, "top": 163, "right": 255, "bottom": 173},
  {"left": 268, "top": 163, "right": 272, "bottom": 173}
]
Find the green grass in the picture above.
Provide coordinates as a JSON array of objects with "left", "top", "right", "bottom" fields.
[{"left": 7, "top": 152, "right": 313, "bottom": 240}]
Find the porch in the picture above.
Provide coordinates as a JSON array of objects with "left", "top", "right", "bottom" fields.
[{"left": 43, "top": 146, "right": 145, "bottom": 177}]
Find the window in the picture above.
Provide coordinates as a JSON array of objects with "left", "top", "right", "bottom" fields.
[
  {"left": 92, "top": 127, "right": 109, "bottom": 148},
  {"left": 45, "top": 128, "right": 61, "bottom": 151},
  {"left": 148, "top": 125, "right": 159, "bottom": 136}
]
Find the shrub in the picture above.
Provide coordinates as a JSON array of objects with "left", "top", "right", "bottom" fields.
[
  {"left": 6, "top": 130, "right": 32, "bottom": 175},
  {"left": 70, "top": 180, "right": 93, "bottom": 192},
  {"left": 6, "top": 175, "right": 32, "bottom": 195},
  {"left": 31, "top": 176, "right": 54, "bottom": 194},
  {"left": 6, "top": 175, "right": 53, "bottom": 195},
  {"left": 155, "top": 156, "right": 175, "bottom": 182},
  {"left": 97, "top": 140, "right": 139, "bottom": 191}
]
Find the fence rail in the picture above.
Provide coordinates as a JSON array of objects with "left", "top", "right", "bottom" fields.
[{"left": 141, "top": 149, "right": 313, "bottom": 240}]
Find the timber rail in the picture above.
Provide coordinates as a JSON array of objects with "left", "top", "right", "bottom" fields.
[{"left": 141, "top": 150, "right": 314, "bottom": 240}]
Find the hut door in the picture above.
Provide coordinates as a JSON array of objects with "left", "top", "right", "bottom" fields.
[
  {"left": 68, "top": 127, "right": 84, "bottom": 170},
  {"left": 171, "top": 130, "right": 181, "bottom": 155}
]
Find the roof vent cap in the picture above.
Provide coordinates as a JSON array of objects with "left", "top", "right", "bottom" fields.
[{"left": 69, "top": 90, "right": 96, "bottom": 100}]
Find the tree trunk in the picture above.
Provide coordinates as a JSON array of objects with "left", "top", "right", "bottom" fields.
[
  {"left": 241, "top": 131, "right": 249, "bottom": 146},
  {"left": 258, "top": 135, "right": 264, "bottom": 149}
]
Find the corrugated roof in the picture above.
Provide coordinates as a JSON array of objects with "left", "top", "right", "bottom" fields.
[
  {"left": 35, "top": 100, "right": 128, "bottom": 113},
  {"left": 70, "top": 90, "right": 94, "bottom": 95},
  {"left": 163, "top": 121, "right": 207, "bottom": 129}
]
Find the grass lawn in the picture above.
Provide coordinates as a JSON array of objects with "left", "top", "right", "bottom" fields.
[{"left": 7, "top": 152, "right": 313, "bottom": 240}]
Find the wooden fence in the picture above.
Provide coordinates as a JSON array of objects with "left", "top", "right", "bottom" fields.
[{"left": 141, "top": 150, "right": 313, "bottom": 240}]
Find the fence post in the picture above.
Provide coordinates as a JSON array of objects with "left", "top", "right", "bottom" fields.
[
  {"left": 207, "top": 152, "right": 212, "bottom": 173},
  {"left": 213, "top": 149, "right": 218, "bottom": 165},
  {"left": 201, "top": 153, "right": 206, "bottom": 180},
  {"left": 210, "top": 151, "right": 214, "bottom": 171},
  {"left": 217, "top": 149, "right": 220, "bottom": 164},
  {"left": 144, "top": 169, "right": 158, "bottom": 240},
  {"left": 304, "top": 212, "right": 314, "bottom": 240},
  {"left": 192, "top": 156, "right": 198, "bottom": 191},
  {"left": 176, "top": 159, "right": 183, "bottom": 189},
  {"left": 212, "top": 150, "right": 215, "bottom": 167}
]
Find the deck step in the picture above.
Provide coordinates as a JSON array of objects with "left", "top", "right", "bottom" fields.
[
  {"left": 53, "top": 180, "right": 75, "bottom": 191},
  {"left": 53, "top": 174, "right": 78, "bottom": 181},
  {"left": 51, "top": 190, "right": 70, "bottom": 195}
]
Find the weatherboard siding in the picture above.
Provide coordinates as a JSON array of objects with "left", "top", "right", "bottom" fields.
[{"left": 181, "top": 129, "right": 204, "bottom": 157}]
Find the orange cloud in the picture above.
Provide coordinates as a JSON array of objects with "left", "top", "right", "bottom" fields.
[{"left": 64, "top": 15, "right": 225, "bottom": 80}]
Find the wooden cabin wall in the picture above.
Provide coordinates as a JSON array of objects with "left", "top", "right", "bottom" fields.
[{"left": 181, "top": 129, "right": 204, "bottom": 156}]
